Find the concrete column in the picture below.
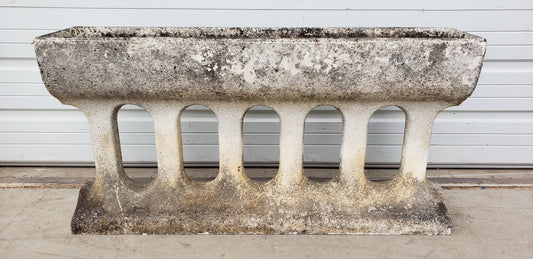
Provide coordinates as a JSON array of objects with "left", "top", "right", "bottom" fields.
[
  {"left": 150, "top": 103, "right": 187, "bottom": 187},
  {"left": 81, "top": 102, "right": 125, "bottom": 184},
  {"left": 399, "top": 103, "right": 443, "bottom": 181},
  {"left": 213, "top": 103, "right": 249, "bottom": 184},
  {"left": 338, "top": 104, "right": 377, "bottom": 186},
  {"left": 275, "top": 104, "right": 311, "bottom": 186}
]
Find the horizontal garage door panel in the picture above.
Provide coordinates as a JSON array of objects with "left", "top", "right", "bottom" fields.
[
  {"left": 0, "top": 2, "right": 532, "bottom": 167},
  {"left": 2, "top": 8, "right": 532, "bottom": 31},
  {"left": 3, "top": 0, "right": 533, "bottom": 9}
]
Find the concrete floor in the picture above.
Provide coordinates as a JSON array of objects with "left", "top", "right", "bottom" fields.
[{"left": 1, "top": 168, "right": 532, "bottom": 258}]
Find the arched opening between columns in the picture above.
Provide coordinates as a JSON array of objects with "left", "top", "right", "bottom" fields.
[
  {"left": 243, "top": 105, "right": 280, "bottom": 181},
  {"left": 117, "top": 104, "right": 157, "bottom": 183},
  {"left": 180, "top": 105, "right": 219, "bottom": 181},
  {"left": 365, "top": 105, "right": 406, "bottom": 182},
  {"left": 304, "top": 105, "right": 343, "bottom": 182}
]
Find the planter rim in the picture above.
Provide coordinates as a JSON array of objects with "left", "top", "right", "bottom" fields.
[{"left": 35, "top": 26, "right": 485, "bottom": 41}]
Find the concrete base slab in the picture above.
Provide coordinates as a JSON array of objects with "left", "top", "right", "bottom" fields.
[{"left": 71, "top": 179, "right": 451, "bottom": 235}]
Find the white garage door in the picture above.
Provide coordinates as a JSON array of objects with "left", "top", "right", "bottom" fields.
[{"left": 0, "top": 1, "right": 532, "bottom": 168}]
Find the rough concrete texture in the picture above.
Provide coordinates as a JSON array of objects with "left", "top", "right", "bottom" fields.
[
  {"left": 72, "top": 175, "right": 450, "bottom": 235},
  {"left": 34, "top": 27, "right": 486, "bottom": 103},
  {"left": 33, "top": 27, "right": 486, "bottom": 235}
]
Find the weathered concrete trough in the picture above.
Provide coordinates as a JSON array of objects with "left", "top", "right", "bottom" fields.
[{"left": 34, "top": 27, "right": 486, "bottom": 235}]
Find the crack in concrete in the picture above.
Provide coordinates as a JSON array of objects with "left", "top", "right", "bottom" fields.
[{"left": 0, "top": 192, "right": 46, "bottom": 234}]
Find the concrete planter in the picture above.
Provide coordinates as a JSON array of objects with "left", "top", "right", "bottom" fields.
[{"left": 34, "top": 27, "right": 486, "bottom": 235}]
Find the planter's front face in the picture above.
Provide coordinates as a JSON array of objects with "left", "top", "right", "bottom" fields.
[
  {"left": 33, "top": 27, "right": 487, "bottom": 235},
  {"left": 34, "top": 27, "right": 485, "bottom": 104}
]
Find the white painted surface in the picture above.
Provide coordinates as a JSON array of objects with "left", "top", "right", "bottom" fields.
[{"left": 0, "top": 0, "right": 532, "bottom": 167}]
